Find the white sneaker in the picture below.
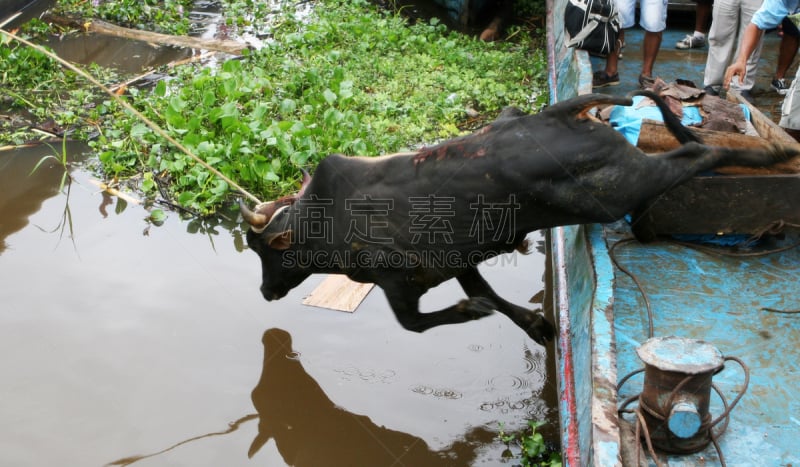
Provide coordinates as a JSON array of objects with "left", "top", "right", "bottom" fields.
[
  {"left": 771, "top": 78, "right": 790, "bottom": 95},
  {"left": 676, "top": 34, "right": 706, "bottom": 49}
]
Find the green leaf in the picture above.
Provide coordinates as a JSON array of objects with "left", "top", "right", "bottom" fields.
[
  {"left": 322, "top": 88, "right": 337, "bottom": 105},
  {"left": 169, "top": 95, "right": 186, "bottom": 112},
  {"left": 149, "top": 208, "right": 167, "bottom": 223},
  {"left": 154, "top": 79, "right": 167, "bottom": 97},
  {"left": 280, "top": 98, "right": 297, "bottom": 116},
  {"left": 141, "top": 174, "right": 156, "bottom": 192},
  {"left": 130, "top": 123, "right": 149, "bottom": 139},
  {"left": 178, "top": 191, "right": 196, "bottom": 205},
  {"left": 339, "top": 80, "right": 353, "bottom": 99}
]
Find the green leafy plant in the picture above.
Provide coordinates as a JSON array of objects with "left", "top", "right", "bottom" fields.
[
  {"left": 498, "top": 421, "right": 562, "bottom": 467},
  {"left": 89, "top": 0, "right": 548, "bottom": 214},
  {"left": 29, "top": 136, "right": 77, "bottom": 249},
  {"left": 0, "top": 40, "right": 62, "bottom": 89},
  {"left": 30, "top": 134, "right": 71, "bottom": 189},
  {"left": 4, "top": 0, "right": 548, "bottom": 216},
  {"left": 0, "top": 30, "right": 118, "bottom": 145}
]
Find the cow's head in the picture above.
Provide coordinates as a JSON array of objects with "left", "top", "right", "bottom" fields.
[{"left": 241, "top": 170, "right": 312, "bottom": 302}]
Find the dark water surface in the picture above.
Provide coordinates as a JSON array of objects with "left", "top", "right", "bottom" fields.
[{"left": 0, "top": 144, "right": 555, "bottom": 466}]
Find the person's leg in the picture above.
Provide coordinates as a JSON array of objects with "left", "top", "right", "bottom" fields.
[
  {"left": 736, "top": 0, "right": 766, "bottom": 91},
  {"left": 777, "top": 18, "right": 799, "bottom": 79},
  {"left": 593, "top": 0, "right": 634, "bottom": 87},
  {"left": 677, "top": 0, "right": 713, "bottom": 48},
  {"left": 593, "top": 30, "right": 625, "bottom": 87},
  {"left": 703, "top": 0, "right": 738, "bottom": 88},
  {"left": 605, "top": 30, "right": 625, "bottom": 76},
  {"left": 479, "top": 0, "right": 513, "bottom": 41},
  {"left": 770, "top": 18, "right": 799, "bottom": 94},
  {"left": 642, "top": 31, "right": 663, "bottom": 78},
  {"left": 639, "top": 0, "right": 667, "bottom": 79},
  {"left": 779, "top": 66, "right": 800, "bottom": 141},
  {"left": 776, "top": 34, "right": 799, "bottom": 79},
  {"left": 696, "top": 0, "right": 712, "bottom": 34}
]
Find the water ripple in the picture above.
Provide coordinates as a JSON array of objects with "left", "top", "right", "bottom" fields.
[
  {"left": 522, "top": 352, "right": 542, "bottom": 375},
  {"left": 487, "top": 374, "right": 530, "bottom": 391},
  {"left": 410, "top": 384, "right": 463, "bottom": 399},
  {"left": 334, "top": 366, "right": 396, "bottom": 383}
]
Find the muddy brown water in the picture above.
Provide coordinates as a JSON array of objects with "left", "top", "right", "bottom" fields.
[
  {"left": 0, "top": 143, "right": 557, "bottom": 466},
  {"left": 1, "top": 2, "right": 558, "bottom": 465}
]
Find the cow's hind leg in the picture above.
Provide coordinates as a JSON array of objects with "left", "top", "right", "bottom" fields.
[
  {"left": 456, "top": 267, "right": 554, "bottom": 345},
  {"left": 381, "top": 278, "right": 496, "bottom": 334}
]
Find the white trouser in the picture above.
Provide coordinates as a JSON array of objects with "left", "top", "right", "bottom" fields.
[
  {"left": 780, "top": 66, "right": 800, "bottom": 129},
  {"left": 703, "top": 0, "right": 764, "bottom": 90}
]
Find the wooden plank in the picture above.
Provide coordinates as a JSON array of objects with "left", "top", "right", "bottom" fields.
[
  {"left": 302, "top": 275, "right": 374, "bottom": 313},
  {"left": 631, "top": 174, "right": 800, "bottom": 238},
  {"left": 638, "top": 119, "right": 769, "bottom": 152},
  {"left": 637, "top": 120, "right": 800, "bottom": 175},
  {"left": 631, "top": 93, "right": 800, "bottom": 239},
  {"left": 726, "top": 89, "right": 796, "bottom": 145}
]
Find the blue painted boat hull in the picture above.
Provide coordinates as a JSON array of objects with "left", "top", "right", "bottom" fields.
[{"left": 547, "top": 1, "right": 800, "bottom": 464}]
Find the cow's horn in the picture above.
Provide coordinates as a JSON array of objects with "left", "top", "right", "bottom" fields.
[
  {"left": 297, "top": 168, "right": 312, "bottom": 198},
  {"left": 239, "top": 199, "right": 269, "bottom": 232}
]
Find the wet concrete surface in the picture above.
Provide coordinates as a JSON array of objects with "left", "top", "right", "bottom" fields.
[{"left": 0, "top": 144, "right": 555, "bottom": 466}]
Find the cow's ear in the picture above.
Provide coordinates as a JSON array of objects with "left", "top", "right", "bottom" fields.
[{"left": 267, "top": 230, "right": 292, "bottom": 250}]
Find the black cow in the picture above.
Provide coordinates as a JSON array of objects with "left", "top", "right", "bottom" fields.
[{"left": 241, "top": 91, "right": 799, "bottom": 345}]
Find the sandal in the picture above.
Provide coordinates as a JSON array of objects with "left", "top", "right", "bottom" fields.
[{"left": 593, "top": 71, "right": 620, "bottom": 88}]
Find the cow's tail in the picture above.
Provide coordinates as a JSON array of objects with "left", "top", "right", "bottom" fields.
[
  {"left": 545, "top": 93, "right": 633, "bottom": 120},
  {"left": 549, "top": 92, "right": 701, "bottom": 145},
  {"left": 628, "top": 89, "right": 702, "bottom": 145}
]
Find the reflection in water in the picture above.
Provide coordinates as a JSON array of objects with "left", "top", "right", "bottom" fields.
[
  {"left": 0, "top": 144, "right": 85, "bottom": 253},
  {"left": 103, "top": 328, "right": 502, "bottom": 466},
  {"left": 250, "top": 328, "right": 496, "bottom": 466},
  {"left": 0, "top": 142, "right": 249, "bottom": 254},
  {"left": 105, "top": 414, "right": 259, "bottom": 466},
  {"left": 183, "top": 210, "right": 249, "bottom": 253},
  {"left": 44, "top": 35, "right": 192, "bottom": 75}
]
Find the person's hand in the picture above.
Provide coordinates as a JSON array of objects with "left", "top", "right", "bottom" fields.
[{"left": 724, "top": 62, "right": 746, "bottom": 89}]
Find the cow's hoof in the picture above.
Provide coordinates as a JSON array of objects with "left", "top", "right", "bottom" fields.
[
  {"left": 527, "top": 314, "right": 555, "bottom": 346},
  {"left": 458, "top": 297, "right": 496, "bottom": 319}
]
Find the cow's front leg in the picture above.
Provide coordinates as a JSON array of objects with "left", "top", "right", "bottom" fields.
[
  {"left": 381, "top": 278, "right": 495, "bottom": 333},
  {"left": 456, "top": 267, "right": 554, "bottom": 345}
]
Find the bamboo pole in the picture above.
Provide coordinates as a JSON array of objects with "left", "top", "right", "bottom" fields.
[{"left": 0, "top": 25, "right": 262, "bottom": 205}]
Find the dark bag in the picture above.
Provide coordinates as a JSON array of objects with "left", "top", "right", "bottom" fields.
[{"left": 564, "top": 0, "right": 621, "bottom": 57}]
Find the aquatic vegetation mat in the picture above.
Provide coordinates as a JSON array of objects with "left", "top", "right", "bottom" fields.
[{"left": 2, "top": 0, "right": 548, "bottom": 216}]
